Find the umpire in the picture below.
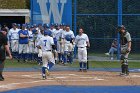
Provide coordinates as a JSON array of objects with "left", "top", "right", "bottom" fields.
[
  {"left": 0, "top": 28, "right": 12, "bottom": 81},
  {"left": 117, "top": 25, "right": 131, "bottom": 76}
]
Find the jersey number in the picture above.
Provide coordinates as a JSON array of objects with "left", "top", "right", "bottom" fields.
[{"left": 43, "top": 40, "right": 47, "bottom": 46}]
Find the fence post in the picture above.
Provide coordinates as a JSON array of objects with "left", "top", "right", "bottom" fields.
[
  {"left": 117, "top": 0, "right": 122, "bottom": 60},
  {"left": 74, "top": 0, "right": 77, "bottom": 58}
]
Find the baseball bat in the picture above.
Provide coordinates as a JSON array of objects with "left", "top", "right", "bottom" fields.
[{"left": 87, "top": 48, "right": 89, "bottom": 69}]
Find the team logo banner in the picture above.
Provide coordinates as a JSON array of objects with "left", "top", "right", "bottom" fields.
[{"left": 31, "top": 0, "right": 72, "bottom": 26}]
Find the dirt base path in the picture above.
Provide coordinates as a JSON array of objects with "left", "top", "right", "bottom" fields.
[{"left": 1, "top": 71, "right": 140, "bottom": 92}]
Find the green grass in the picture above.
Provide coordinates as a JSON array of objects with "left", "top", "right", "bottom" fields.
[
  {"left": 4, "top": 59, "right": 140, "bottom": 69},
  {"left": 89, "top": 53, "right": 140, "bottom": 60},
  {"left": 4, "top": 59, "right": 39, "bottom": 68},
  {"left": 69, "top": 61, "right": 140, "bottom": 68}
]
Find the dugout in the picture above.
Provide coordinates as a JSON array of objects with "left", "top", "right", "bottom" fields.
[{"left": 0, "top": 9, "right": 30, "bottom": 28}]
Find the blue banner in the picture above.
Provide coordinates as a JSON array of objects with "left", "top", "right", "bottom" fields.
[{"left": 31, "top": 0, "right": 72, "bottom": 26}]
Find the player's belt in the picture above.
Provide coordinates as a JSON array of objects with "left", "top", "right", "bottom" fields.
[
  {"left": 11, "top": 39, "right": 18, "bottom": 40},
  {"left": 78, "top": 47, "right": 86, "bottom": 48},
  {"left": 121, "top": 44, "right": 127, "bottom": 47},
  {"left": 45, "top": 50, "right": 51, "bottom": 52}
]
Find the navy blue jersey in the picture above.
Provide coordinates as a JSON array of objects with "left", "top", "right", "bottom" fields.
[{"left": 18, "top": 30, "right": 29, "bottom": 44}]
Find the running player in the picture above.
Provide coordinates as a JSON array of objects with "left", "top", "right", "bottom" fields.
[{"left": 37, "top": 31, "right": 56, "bottom": 80}]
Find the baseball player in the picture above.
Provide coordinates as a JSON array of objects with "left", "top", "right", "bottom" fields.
[
  {"left": 32, "top": 26, "right": 39, "bottom": 61},
  {"left": 37, "top": 31, "right": 56, "bottom": 80},
  {"left": 36, "top": 28, "right": 45, "bottom": 65},
  {"left": 17, "top": 24, "right": 21, "bottom": 30},
  {"left": 0, "top": 28, "right": 12, "bottom": 81},
  {"left": 53, "top": 24, "right": 64, "bottom": 63},
  {"left": 59, "top": 24, "right": 66, "bottom": 63},
  {"left": 18, "top": 24, "right": 29, "bottom": 62},
  {"left": 75, "top": 28, "right": 90, "bottom": 72},
  {"left": 28, "top": 27, "right": 34, "bottom": 61},
  {"left": 117, "top": 25, "right": 131, "bottom": 76},
  {"left": 49, "top": 23, "right": 56, "bottom": 35},
  {"left": 8, "top": 23, "right": 19, "bottom": 58},
  {"left": 62, "top": 25, "right": 75, "bottom": 64}
]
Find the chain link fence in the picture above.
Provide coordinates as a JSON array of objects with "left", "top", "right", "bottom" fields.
[{"left": 72, "top": 0, "right": 140, "bottom": 61}]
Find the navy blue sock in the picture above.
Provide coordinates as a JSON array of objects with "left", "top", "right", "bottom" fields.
[
  {"left": 18, "top": 54, "right": 21, "bottom": 60},
  {"left": 38, "top": 57, "right": 42, "bottom": 64},
  {"left": 79, "top": 62, "right": 82, "bottom": 69},
  {"left": 42, "top": 67, "right": 46, "bottom": 75},
  {"left": 48, "top": 62, "right": 54, "bottom": 70},
  {"left": 68, "top": 52, "right": 73, "bottom": 64},
  {"left": 83, "top": 63, "right": 87, "bottom": 69},
  {"left": 61, "top": 54, "right": 64, "bottom": 61},
  {"left": 63, "top": 52, "right": 67, "bottom": 63},
  {"left": 15, "top": 52, "right": 18, "bottom": 58},
  {"left": 58, "top": 53, "right": 61, "bottom": 61},
  {"left": 23, "top": 53, "right": 26, "bottom": 60}
]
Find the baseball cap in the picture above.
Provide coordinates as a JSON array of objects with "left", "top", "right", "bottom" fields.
[
  {"left": 22, "top": 24, "right": 26, "bottom": 27},
  {"left": 1, "top": 28, "right": 8, "bottom": 32},
  {"left": 12, "top": 23, "right": 17, "bottom": 26},
  {"left": 43, "top": 23, "right": 50, "bottom": 28}
]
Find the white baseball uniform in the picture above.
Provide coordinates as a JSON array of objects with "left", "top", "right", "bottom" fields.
[
  {"left": 62, "top": 30, "right": 75, "bottom": 52},
  {"left": 36, "top": 34, "right": 44, "bottom": 57},
  {"left": 8, "top": 28, "right": 19, "bottom": 52},
  {"left": 37, "top": 35, "right": 55, "bottom": 68},
  {"left": 28, "top": 30, "right": 34, "bottom": 53},
  {"left": 50, "top": 28, "right": 56, "bottom": 35},
  {"left": 53, "top": 29, "right": 63, "bottom": 53},
  {"left": 75, "top": 33, "right": 89, "bottom": 63}
]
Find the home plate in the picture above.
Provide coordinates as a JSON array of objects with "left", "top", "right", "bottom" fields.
[
  {"left": 93, "top": 77, "right": 104, "bottom": 81},
  {"left": 68, "top": 74, "right": 78, "bottom": 76},
  {"left": 130, "top": 75, "right": 140, "bottom": 78},
  {"left": 55, "top": 77, "right": 67, "bottom": 79},
  {"left": 80, "top": 77, "right": 93, "bottom": 79}
]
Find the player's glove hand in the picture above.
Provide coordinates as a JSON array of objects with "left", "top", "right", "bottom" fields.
[
  {"left": 52, "top": 50, "right": 57, "bottom": 54},
  {"left": 36, "top": 45, "right": 41, "bottom": 49},
  {"left": 126, "top": 47, "right": 131, "bottom": 53}
]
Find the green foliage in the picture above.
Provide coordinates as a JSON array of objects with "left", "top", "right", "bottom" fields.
[{"left": 0, "top": 0, "right": 29, "bottom": 9}]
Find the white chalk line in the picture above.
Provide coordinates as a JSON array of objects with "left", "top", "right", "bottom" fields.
[
  {"left": 0, "top": 80, "right": 54, "bottom": 89},
  {"left": 0, "top": 73, "right": 105, "bottom": 89}
]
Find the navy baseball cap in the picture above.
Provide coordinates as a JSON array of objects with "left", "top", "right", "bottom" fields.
[
  {"left": 12, "top": 23, "right": 17, "bottom": 26},
  {"left": 1, "top": 28, "right": 8, "bottom": 32},
  {"left": 22, "top": 24, "right": 26, "bottom": 27},
  {"left": 44, "top": 30, "right": 52, "bottom": 36},
  {"left": 43, "top": 23, "right": 50, "bottom": 28},
  {"left": 17, "top": 24, "right": 21, "bottom": 27}
]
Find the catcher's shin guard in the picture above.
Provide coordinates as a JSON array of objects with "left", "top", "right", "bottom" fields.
[
  {"left": 124, "top": 64, "right": 129, "bottom": 75},
  {"left": 121, "top": 64, "right": 125, "bottom": 74}
]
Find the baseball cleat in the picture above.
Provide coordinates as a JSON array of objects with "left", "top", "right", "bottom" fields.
[
  {"left": 78, "top": 69, "right": 82, "bottom": 72},
  {"left": 110, "top": 57, "right": 114, "bottom": 60},
  {"left": 42, "top": 76, "right": 46, "bottom": 80},
  {"left": 45, "top": 69, "right": 50, "bottom": 76},
  {"left": 120, "top": 73, "right": 126, "bottom": 76},
  {"left": 83, "top": 69, "right": 87, "bottom": 72},
  {"left": 105, "top": 53, "right": 110, "bottom": 56}
]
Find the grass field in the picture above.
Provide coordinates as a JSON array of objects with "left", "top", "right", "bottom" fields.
[
  {"left": 4, "top": 59, "right": 140, "bottom": 68},
  {"left": 89, "top": 52, "right": 140, "bottom": 60}
]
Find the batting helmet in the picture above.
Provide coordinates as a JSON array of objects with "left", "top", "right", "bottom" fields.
[{"left": 44, "top": 30, "right": 52, "bottom": 36}]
